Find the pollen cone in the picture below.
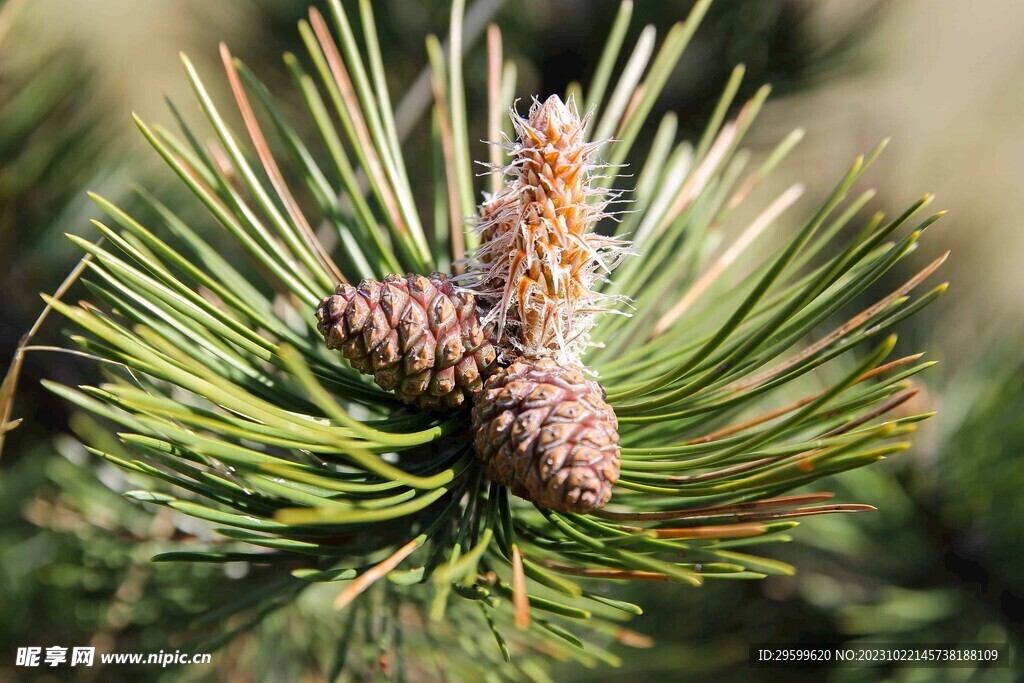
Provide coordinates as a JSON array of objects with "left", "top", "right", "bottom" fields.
[{"left": 472, "top": 95, "right": 630, "bottom": 363}]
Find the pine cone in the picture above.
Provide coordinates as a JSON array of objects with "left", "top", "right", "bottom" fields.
[
  {"left": 471, "top": 356, "right": 620, "bottom": 513},
  {"left": 470, "top": 95, "right": 631, "bottom": 362},
  {"left": 316, "top": 273, "right": 497, "bottom": 409}
]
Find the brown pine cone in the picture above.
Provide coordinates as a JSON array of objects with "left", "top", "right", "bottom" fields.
[
  {"left": 316, "top": 273, "right": 497, "bottom": 410},
  {"left": 471, "top": 356, "right": 620, "bottom": 514}
]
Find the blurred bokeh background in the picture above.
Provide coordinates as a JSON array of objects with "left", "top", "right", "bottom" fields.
[{"left": 1, "top": 0, "right": 1021, "bottom": 680}]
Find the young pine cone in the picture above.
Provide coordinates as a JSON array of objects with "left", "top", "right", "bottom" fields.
[
  {"left": 316, "top": 273, "right": 497, "bottom": 410},
  {"left": 471, "top": 356, "right": 620, "bottom": 514}
]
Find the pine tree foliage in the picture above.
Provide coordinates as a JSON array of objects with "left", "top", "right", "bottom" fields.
[{"left": 15, "top": 0, "right": 946, "bottom": 675}]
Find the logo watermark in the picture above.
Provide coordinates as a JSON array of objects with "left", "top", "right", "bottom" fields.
[{"left": 15, "top": 646, "right": 211, "bottom": 668}]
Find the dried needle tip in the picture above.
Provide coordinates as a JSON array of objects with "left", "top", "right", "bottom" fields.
[{"left": 469, "top": 94, "right": 633, "bottom": 365}]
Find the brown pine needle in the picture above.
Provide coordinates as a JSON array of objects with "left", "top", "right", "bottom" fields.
[
  {"left": 594, "top": 492, "right": 836, "bottom": 522},
  {"left": 603, "top": 502, "right": 873, "bottom": 528},
  {"left": 728, "top": 503, "right": 876, "bottom": 522},
  {"left": 726, "top": 252, "right": 949, "bottom": 393},
  {"left": 333, "top": 538, "right": 421, "bottom": 610},
  {"left": 429, "top": 69, "right": 467, "bottom": 271},
  {"left": 164, "top": 147, "right": 299, "bottom": 301},
  {"left": 220, "top": 43, "right": 346, "bottom": 285},
  {"left": 309, "top": 8, "right": 407, "bottom": 236},
  {"left": 538, "top": 563, "right": 672, "bottom": 582},
  {"left": 207, "top": 142, "right": 244, "bottom": 196},
  {"left": 616, "top": 628, "right": 656, "bottom": 649},
  {"left": 621, "top": 522, "right": 768, "bottom": 539},
  {"left": 657, "top": 120, "right": 738, "bottom": 235},
  {"left": 1, "top": 247, "right": 96, "bottom": 459},
  {"left": 486, "top": 23, "right": 504, "bottom": 196},
  {"left": 653, "top": 183, "right": 804, "bottom": 337},
  {"left": 685, "top": 353, "right": 925, "bottom": 445},
  {"left": 511, "top": 545, "right": 530, "bottom": 630},
  {"left": 820, "top": 387, "right": 920, "bottom": 438},
  {"left": 666, "top": 457, "right": 777, "bottom": 483},
  {"left": 617, "top": 85, "right": 645, "bottom": 138},
  {"left": 708, "top": 129, "right": 806, "bottom": 233},
  {"left": 653, "top": 95, "right": 763, "bottom": 239}
]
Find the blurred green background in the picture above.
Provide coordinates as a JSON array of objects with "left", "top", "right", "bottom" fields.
[{"left": 1, "top": 0, "right": 1021, "bottom": 680}]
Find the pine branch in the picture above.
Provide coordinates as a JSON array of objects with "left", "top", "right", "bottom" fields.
[{"left": 5, "top": 0, "right": 947, "bottom": 673}]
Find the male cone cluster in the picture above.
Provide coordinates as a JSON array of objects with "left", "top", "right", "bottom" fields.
[
  {"left": 316, "top": 95, "right": 625, "bottom": 514},
  {"left": 472, "top": 95, "right": 630, "bottom": 360}
]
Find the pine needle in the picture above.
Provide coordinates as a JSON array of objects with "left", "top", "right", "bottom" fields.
[{"left": 334, "top": 538, "right": 422, "bottom": 610}]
